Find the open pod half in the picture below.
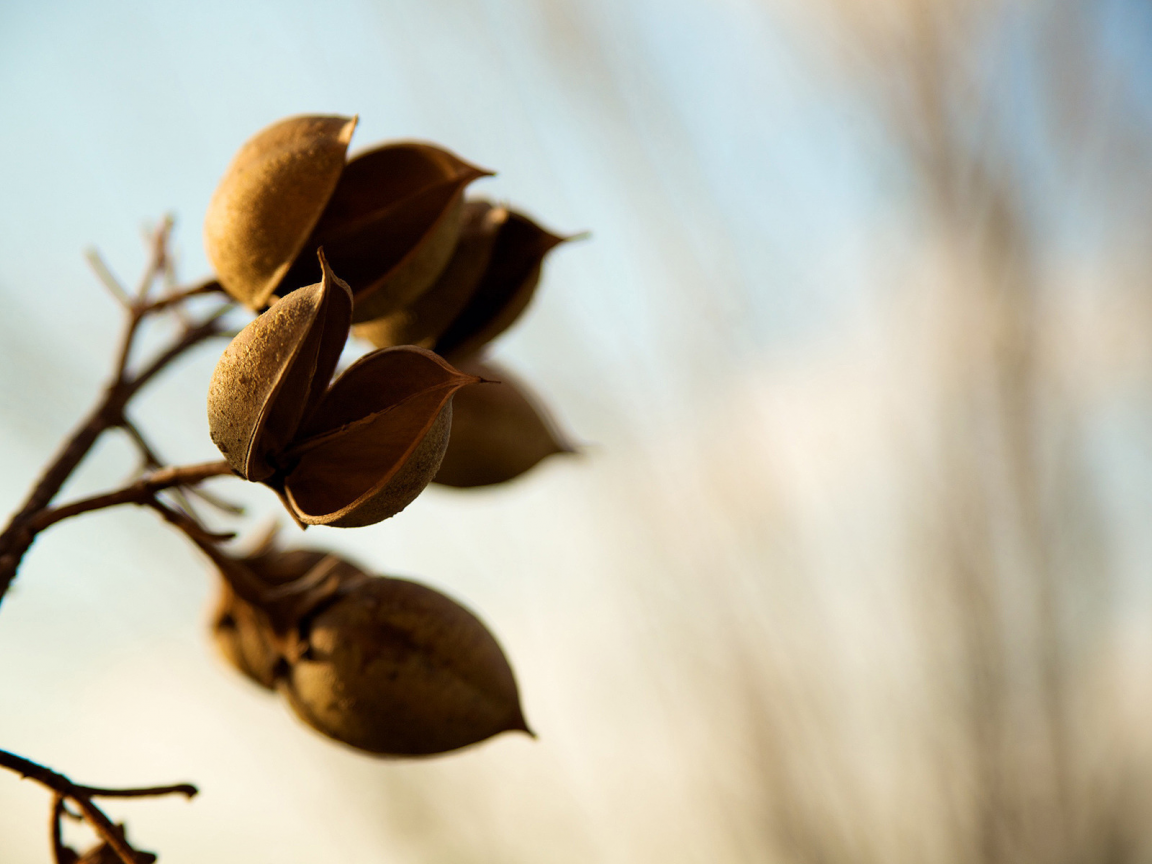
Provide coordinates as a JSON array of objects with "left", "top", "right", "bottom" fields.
[
  {"left": 205, "top": 114, "right": 490, "bottom": 320},
  {"left": 205, "top": 115, "right": 358, "bottom": 309},
  {"left": 283, "top": 348, "right": 475, "bottom": 526},
  {"left": 208, "top": 254, "right": 478, "bottom": 527},
  {"left": 354, "top": 202, "right": 568, "bottom": 359}
]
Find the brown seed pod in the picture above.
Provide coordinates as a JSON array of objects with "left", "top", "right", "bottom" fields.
[
  {"left": 208, "top": 253, "right": 479, "bottom": 526},
  {"left": 354, "top": 203, "right": 567, "bottom": 359},
  {"left": 211, "top": 544, "right": 366, "bottom": 689},
  {"left": 212, "top": 579, "right": 281, "bottom": 690},
  {"left": 433, "top": 209, "right": 566, "bottom": 360},
  {"left": 207, "top": 252, "right": 352, "bottom": 481},
  {"left": 434, "top": 358, "right": 574, "bottom": 488},
  {"left": 280, "top": 575, "right": 530, "bottom": 756},
  {"left": 280, "top": 143, "right": 492, "bottom": 323},
  {"left": 352, "top": 200, "right": 507, "bottom": 349},
  {"left": 206, "top": 114, "right": 491, "bottom": 319},
  {"left": 283, "top": 349, "right": 471, "bottom": 526},
  {"left": 205, "top": 115, "right": 357, "bottom": 309}
]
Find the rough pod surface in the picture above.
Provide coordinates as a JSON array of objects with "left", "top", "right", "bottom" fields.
[
  {"left": 207, "top": 253, "right": 478, "bottom": 525},
  {"left": 205, "top": 114, "right": 357, "bottom": 309},
  {"left": 280, "top": 575, "right": 530, "bottom": 755},
  {"left": 205, "top": 113, "right": 489, "bottom": 319},
  {"left": 208, "top": 543, "right": 529, "bottom": 757}
]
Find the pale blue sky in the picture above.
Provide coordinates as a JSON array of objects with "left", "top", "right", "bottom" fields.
[{"left": 3, "top": 1, "right": 1152, "bottom": 862}]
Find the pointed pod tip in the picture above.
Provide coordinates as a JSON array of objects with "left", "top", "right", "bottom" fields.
[
  {"left": 565, "top": 440, "right": 597, "bottom": 456},
  {"left": 338, "top": 115, "right": 359, "bottom": 146},
  {"left": 509, "top": 709, "right": 535, "bottom": 738},
  {"left": 317, "top": 247, "right": 354, "bottom": 302}
]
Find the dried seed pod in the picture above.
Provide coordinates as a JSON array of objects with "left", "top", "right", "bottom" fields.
[
  {"left": 354, "top": 204, "right": 567, "bottom": 358},
  {"left": 352, "top": 201, "right": 507, "bottom": 349},
  {"left": 211, "top": 545, "right": 366, "bottom": 689},
  {"left": 208, "top": 256, "right": 479, "bottom": 526},
  {"left": 432, "top": 209, "right": 567, "bottom": 360},
  {"left": 205, "top": 115, "right": 357, "bottom": 308},
  {"left": 279, "top": 142, "right": 491, "bottom": 322},
  {"left": 283, "top": 348, "right": 474, "bottom": 526},
  {"left": 212, "top": 580, "right": 281, "bottom": 690},
  {"left": 434, "top": 359, "right": 574, "bottom": 488},
  {"left": 207, "top": 252, "right": 352, "bottom": 481},
  {"left": 280, "top": 575, "right": 530, "bottom": 756}
]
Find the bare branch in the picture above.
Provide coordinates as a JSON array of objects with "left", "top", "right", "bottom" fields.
[
  {"left": 84, "top": 249, "right": 131, "bottom": 308},
  {"left": 51, "top": 795, "right": 70, "bottom": 864},
  {"left": 119, "top": 419, "right": 164, "bottom": 471},
  {"left": 141, "top": 279, "right": 225, "bottom": 315},
  {"left": 31, "top": 461, "right": 235, "bottom": 532},
  {"left": 1, "top": 748, "right": 196, "bottom": 864}
]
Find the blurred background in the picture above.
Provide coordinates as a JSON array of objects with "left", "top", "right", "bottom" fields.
[{"left": 3, "top": 0, "right": 1152, "bottom": 861}]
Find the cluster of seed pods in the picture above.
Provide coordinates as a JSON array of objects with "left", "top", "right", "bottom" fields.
[{"left": 200, "top": 114, "right": 569, "bottom": 754}]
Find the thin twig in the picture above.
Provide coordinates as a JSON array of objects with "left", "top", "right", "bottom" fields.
[
  {"left": 69, "top": 793, "right": 147, "bottom": 864},
  {"left": 30, "top": 461, "right": 235, "bottom": 532},
  {"left": 84, "top": 249, "right": 131, "bottom": 308},
  {"left": 151, "top": 504, "right": 272, "bottom": 606},
  {"left": 145, "top": 498, "right": 237, "bottom": 545},
  {"left": 1, "top": 749, "right": 195, "bottom": 864},
  {"left": 185, "top": 484, "right": 246, "bottom": 516},
  {"left": 119, "top": 419, "right": 164, "bottom": 471},
  {"left": 124, "top": 309, "right": 231, "bottom": 398},
  {"left": 134, "top": 217, "right": 173, "bottom": 301},
  {"left": 70, "top": 782, "right": 198, "bottom": 800},
  {"left": 163, "top": 487, "right": 202, "bottom": 524},
  {"left": 51, "top": 794, "right": 69, "bottom": 864},
  {"left": 142, "top": 280, "right": 224, "bottom": 314},
  {"left": 0, "top": 314, "right": 230, "bottom": 606}
]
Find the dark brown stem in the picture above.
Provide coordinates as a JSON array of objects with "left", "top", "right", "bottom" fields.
[
  {"left": 111, "top": 219, "right": 173, "bottom": 381},
  {"left": 84, "top": 249, "right": 131, "bottom": 308},
  {"left": 124, "top": 310, "right": 229, "bottom": 400},
  {"left": 185, "top": 484, "right": 246, "bottom": 516},
  {"left": 71, "top": 799, "right": 142, "bottom": 864},
  {"left": 119, "top": 420, "right": 164, "bottom": 471},
  {"left": 1, "top": 748, "right": 196, "bottom": 864},
  {"left": 144, "top": 497, "right": 237, "bottom": 545},
  {"left": 0, "top": 314, "right": 229, "bottom": 607},
  {"left": 51, "top": 795, "right": 69, "bottom": 864},
  {"left": 68, "top": 782, "right": 199, "bottom": 800},
  {"left": 142, "top": 279, "right": 223, "bottom": 314},
  {"left": 147, "top": 503, "right": 269, "bottom": 605},
  {"left": 29, "top": 461, "right": 234, "bottom": 532}
]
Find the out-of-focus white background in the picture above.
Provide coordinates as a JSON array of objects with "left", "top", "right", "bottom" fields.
[{"left": 3, "top": 1, "right": 1152, "bottom": 862}]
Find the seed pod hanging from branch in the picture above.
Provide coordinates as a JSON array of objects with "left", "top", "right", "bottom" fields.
[
  {"left": 353, "top": 201, "right": 568, "bottom": 361},
  {"left": 205, "top": 114, "right": 489, "bottom": 319},
  {"left": 433, "top": 358, "right": 574, "bottom": 488},
  {"left": 207, "top": 252, "right": 480, "bottom": 526},
  {"left": 352, "top": 202, "right": 575, "bottom": 488},
  {"left": 210, "top": 542, "right": 530, "bottom": 756}
]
